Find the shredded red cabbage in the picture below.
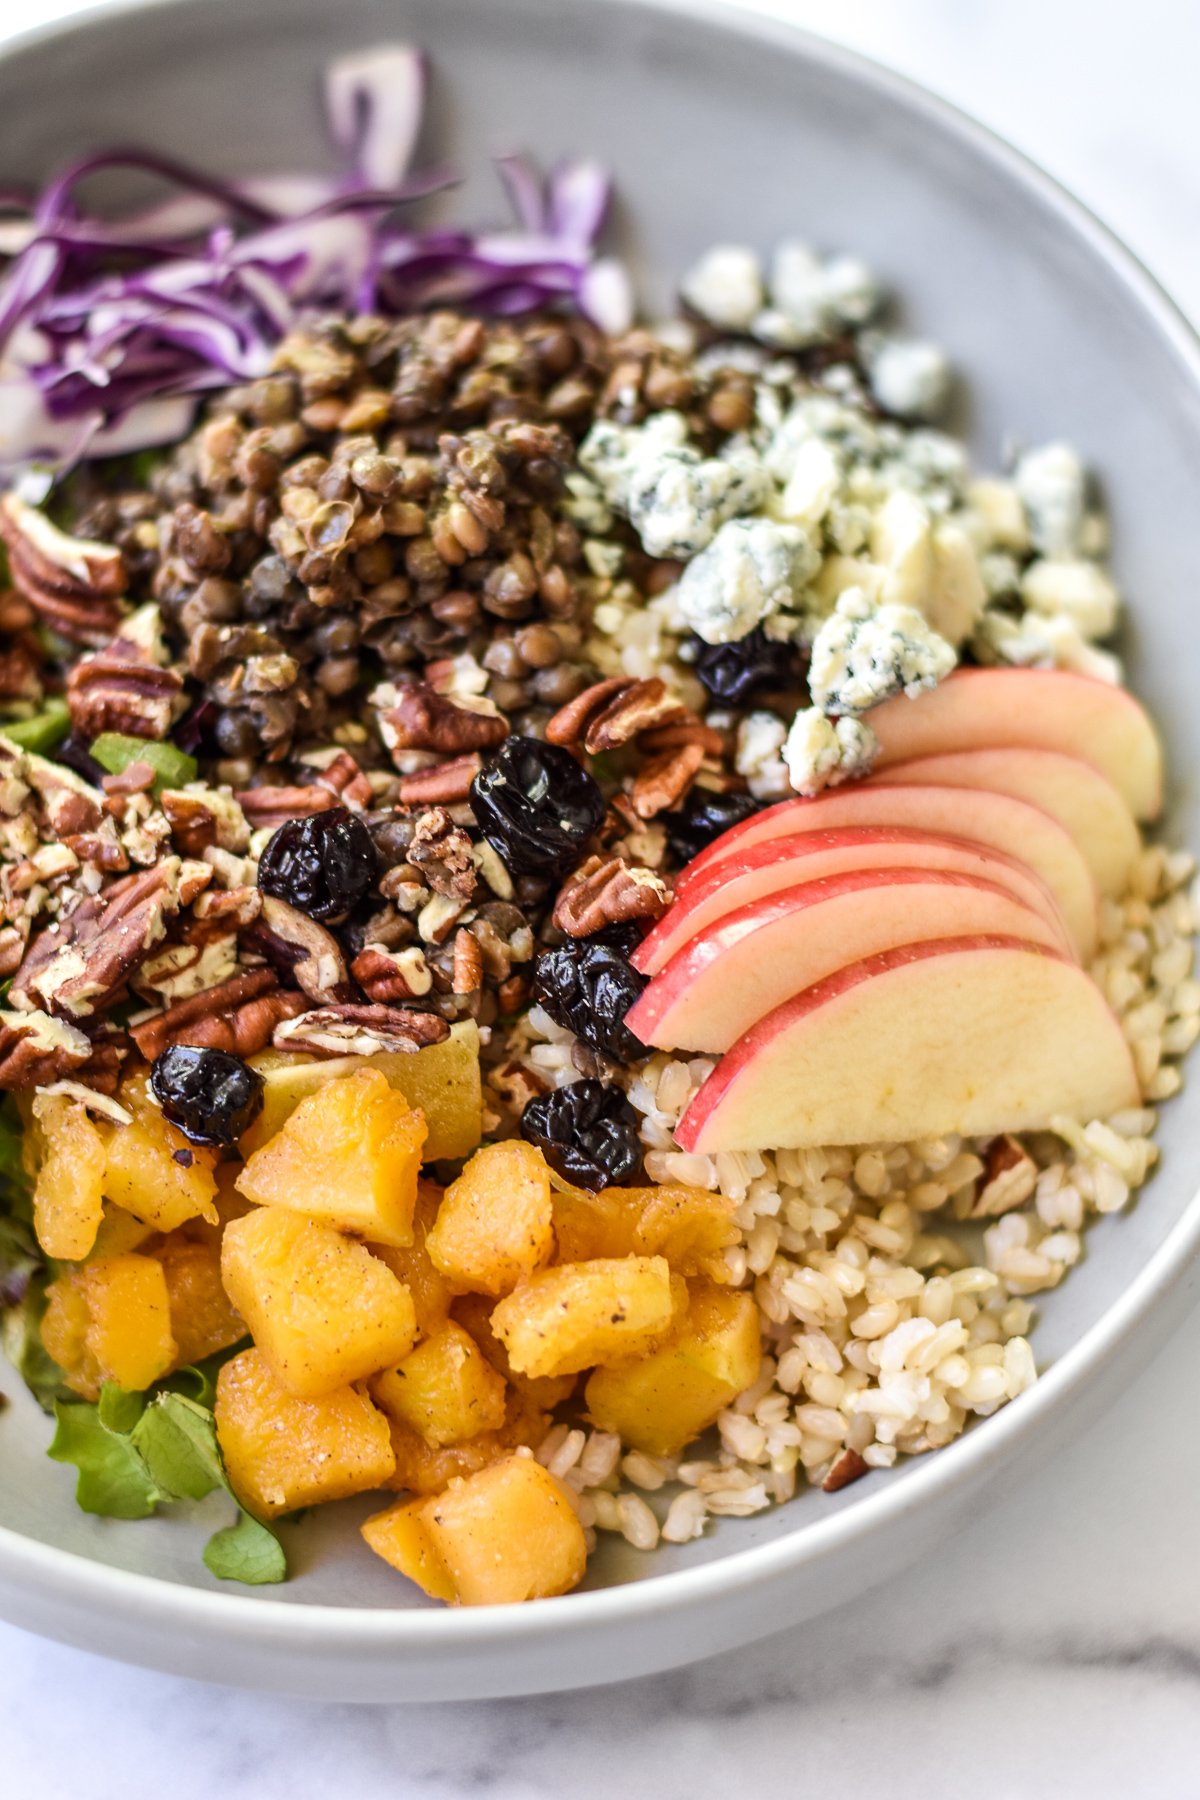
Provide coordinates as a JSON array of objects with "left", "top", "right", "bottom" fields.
[{"left": 0, "top": 44, "right": 632, "bottom": 472}]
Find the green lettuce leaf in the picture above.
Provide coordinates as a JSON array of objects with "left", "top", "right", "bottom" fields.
[
  {"left": 48, "top": 1402, "right": 161, "bottom": 1519},
  {"left": 204, "top": 1507, "right": 288, "bottom": 1585}
]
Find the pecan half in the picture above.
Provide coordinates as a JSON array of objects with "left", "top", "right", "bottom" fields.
[
  {"left": 273, "top": 1002, "right": 449, "bottom": 1058},
  {"left": 552, "top": 855, "right": 671, "bottom": 937},
  {"left": 969, "top": 1135, "right": 1040, "bottom": 1218},
  {"left": 130, "top": 967, "right": 305, "bottom": 1060},
  {"left": 544, "top": 677, "right": 632, "bottom": 748},
  {"left": 234, "top": 783, "right": 336, "bottom": 832},
  {"left": 584, "top": 679, "right": 688, "bottom": 754},
  {"left": 351, "top": 943, "right": 433, "bottom": 1002},
  {"left": 0, "top": 1007, "right": 92, "bottom": 1088},
  {"left": 451, "top": 927, "right": 483, "bottom": 994},
  {"left": 639, "top": 718, "right": 727, "bottom": 757},
  {"left": 376, "top": 681, "right": 508, "bottom": 757},
  {"left": 0, "top": 496, "right": 127, "bottom": 646},
  {"left": 630, "top": 741, "right": 706, "bottom": 819},
  {"left": 66, "top": 643, "right": 184, "bottom": 741},
  {"left": 397, "top": 752, "right": 483, "bottom": 807},
  {"left": 407, "top": 808, "right": 477, "bottom": 900},
  {"left": 252, "top": 896, "right": 351, "bottom": 1004},
  {"left": 822, "top": 1449, "right": 869, "bottom": 1494},
  {"left": 11, "top": 859, "right": 183, "bottom": 1020}
]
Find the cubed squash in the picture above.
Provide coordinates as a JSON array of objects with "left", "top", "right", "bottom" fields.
[
  {"left": 86, "top": 1203, "right": 158, "bottom": 1261},
  {"left": 490, "top": 1257, "right": 683, "bottom": 1380},
  {"left": 362, "top": 1451, "right": 587, "bottom": 1604},
  {"left": 585, "top": 1283, "right": 762, "bottom": 1456},
  {"left": 386, "top": 1392, "right": 550, "bottom": 1495},
  {"left": 552, "top": 1182, "right": 739, "bottom": 1282},
  {"left": 152, "top": 1232, "right": 246, "bottom": 1366},
  {"left": 242, "top": 1020, "right": 482, "bottom": 1160},
  {"left": 221, "top": 1207, "right": 418, "bottom": 1397},
  {"left": 41, "top": 1254, "right": 177, "bottom": 1400},
  {"left": 370, "top": 1179, "right": 455, "bottom": 1337},
  {"left": 30, "top": 1092, "right": 108, "bottom": 1261},
  {"left": 451, "top": 1291, "right": 577, "bottom": 1412},
  {"left": 216, "top": 1347, "right": 395, "bottom": 1519},
  {"left": 103, "top": 1086, "right": 219, "bottom": 1233},
  {"left": 426, "top": 1140, "right": 554, "bottom": 1296},
  {"left": 371, "top": 1323, "right": 508, "bottom": 1447},
  {"left": 237, "top": 1068, "right": 425, "bottom": 1248}
]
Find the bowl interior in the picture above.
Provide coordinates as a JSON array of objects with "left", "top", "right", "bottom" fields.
[{"left": 1, "top": 0, "right": 1199, "bottom": 1617}]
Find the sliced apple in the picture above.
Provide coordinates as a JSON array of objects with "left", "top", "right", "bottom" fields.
[
  {"left": 674, "top": 784, "right": 1099, "bottom": 960},
  {"left": 632, "top": 825, "right": 1071, "bottom": 977},
  {"left": 872, "top": 748, "right": 1138, "bottom": 898},
  {"left": 628, "top": 868, "right": 1070, "bottom": 1053},
  {"left": 866, "top": 667, "right": 1163, "bottom": 820},
  {"left": 675, "top": 936, "right": 1139, "bottom": 1153}
]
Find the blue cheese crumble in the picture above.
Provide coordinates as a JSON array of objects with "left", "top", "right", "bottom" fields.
[
  {"left": 783, "top": 708, "right": 880, "bottom": 796},
  {"left": 578, "top": 412, "right": 768, "bottom": 559},
  {"left": 676, "top": 516, "right": 820, "bottom": 644},
  {"left": 808, "top": 587, "right": 956, "bottom": 714}
]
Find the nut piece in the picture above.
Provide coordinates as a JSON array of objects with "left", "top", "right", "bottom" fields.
[
  {"left": 545, "top": 677, "right": 633, "bottom": 748},
  {"left": 0, "top": 1007, "right": 92, "bottom": 1088},
  {"left": 0, "top": 495, "right": 127, "bottom": 645},
  {"left": 255, "top": 895, "right": 351, "bottom": 1004},
  {"left": 129, "top": 967, "right": 305, "bottom": 1060},
  {"left": 451, "top": 926, "right": 484, "bottom": 995},
  {"left": 376, "top": 681, "right": 508, "bottom": 758},
  {"left": 66, "top": 642, "right": 184, "bottom": 741},
  {"left": 969, "top": 1135, "right": 1040, "bottom": 1218},
  {"left": 234, "top": 784, "right": 336, "bottom": 832},
  {"left": 822, "top": 1449, "right": 869, "bottom": 1494},
  {"left": 583, "top": 679, "right": 688, "bottom": 754},
  {"left": 397, "top": 752, "right": 483, "bottom": 807},
  {"left": 630, "top": 742, "right": 706, "bottom": 820},
  {"left": 351, "top": 943, "right": 433, "bottom": 1003},
  {"left": 10, "top": 860, "right": 184, "bottom": 1020},
  {"left": 272, "top": 1002, "right": 450, "bottom": 1058},
  {"left": 407, "top": 808, "right": 477, "bottom": 900},
  {"left": 552, "top": 855, "right": 672, "bottom": 937},
  {"left": 161, "top": 786, "right": 251, "bottom": 857}
]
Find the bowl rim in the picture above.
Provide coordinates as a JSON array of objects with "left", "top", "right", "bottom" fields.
[{"left": 2, "top": 0, "right": 1200, "bottom": 1657}]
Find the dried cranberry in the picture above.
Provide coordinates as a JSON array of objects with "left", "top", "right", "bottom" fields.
[
  {"left": 257, "top": 805, "right": 378, "bottom": 921},
  {"left": 691, "top": 626, "right": 804, "bottom": 706},
  {"left": 470, "top": 736, "right": 604, "bottom": 877},
  {"left": 664, "top": 787, "right": 761, "bottom": 868},
  {"left": 520, "top": 1079, "right": 642, "bottom": 1190},
  {"left": 150, "top": 1045, "right": 263, "bottom": 1148},
  {"left": 532, "top": 939, "right": 649, "bottom": 1064}
]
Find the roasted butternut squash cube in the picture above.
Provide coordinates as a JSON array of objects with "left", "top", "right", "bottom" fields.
[
  {"left": 237, "top": 1068, "right": 424, "bottom": 1248},
  {"left": 370, "top": 1180, "right": 454, "bottom": 1338},
  {"left": 552, "top": 1182, "right": 739, "bottom": 1282},
  {"left": 362, "top": 1451, "right": 587, "bottom": 1605},
  {"left": 41, "top": 1254, "right": 177, "bottom": 1400},
  {"left": 221, "top": 1207, "right": 418, "bottom": 1397},
  {"left": 386, "top": 1392, "right": 550, "bottom": 1495},
  {"left": 30, "top": 1092, "right": 108, "bottom": 1261},
  {"left": 216, "top": 1347, "right": 395, "bottom": 1519},
  {"left": 87, "top": 1203, "right": 158, "bottom": 1261},
  {"left": 242, "top": 1020, "right": 482, "bottom": 1160},
  {"left": 451, "top": 1291, "right": 577, "bottom": 1411},
  {"left": 153, "top": 1232, "right": 246, "bottom": 1366},
  {"left": 103, "top": 1086, "right": 219, "bottom": 1233},
  {"left": 490, "top": 1257, "right": 682, "bottom": 1380},
  {"left": 585, "top": 1283, "right": 762, "bottom": 1455},
  {"left": 371, "top": 1323, "right": 508, "bottom": 1447},
  {"left": 426, "top": 1140, "right": 554, "bottom": 1296}
]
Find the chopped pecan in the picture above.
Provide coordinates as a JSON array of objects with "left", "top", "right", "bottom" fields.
[
  {"left": 969, "top": 1135, "right": 1040, "bottom": 1218},
  {"left": 192, "top": 884, "right": 262, "bottom": 929},
  {"left": 496, "top": 972, "right": 531, "bottom": 1015},
  {"left": 397, "top": 752, "right": 483, "bottom": 807},
  {"left": 251, "top": 896, "right": 351, "bottom": 1004},
  {"left": 0, "top": 637, "right": 45, "bottom": 706},
  {"left": 0, "top": 926, "right": 27, "bottom": 977},
  {"left": 0, "top": 1007, "right": 92, "bottom": 1088},
  {"left": 488, "top": 1057, "right": 547, "bottom": 1110},
  {"left": 23, "top": 756, "right": 103, "bottom": 836},
  {"left": 234, "top": 783, "right": 336, "bottom": 832},
  {"left": 66, "top": 643, "right": 183, "bottom": 741},
  {"left": 451, "top": 927, "right": 483, "bottom": 994},
  {"left": 309, "top": 748, "right": 374, "bottom": 810},
  {"left": 376, "top": 681, "right": 508, "bottom": 758},
  {"left": 0, "top": 495, "right": 127, "bottom": 645},
  {"left": 130, "top": 967, "right": 305, "bottom": 1060},
  {"left": 102, "top": 761, "right": 157, "bottom": 796},
  {"left": 552, "top": 855, "right": 672, "bottom": 937},
  {"left": 273, "top": 1002, "right": 449, "bottom": 1058},
  {"left": 639, "top": 718, "right": 727, "bottom": 757},
  {"left": 822, "top": 1449, "right": 870, "bottom": 1494},
  {"left": 62, "top": 825, "right": 130, "bottom": 874},
  {"left": 351, "top": 943, "right": 433, "bottom": 1002},
  {"left": 407, "top": 808, "right": 477, "bottom": 900},
  {"left": 161, "top": 786, "right": 250, "bottom": 856},
  {"left": 11, "top": 859, "right": 183, "bottom": 1020},
  {"left": 544, "top": 677, "right": 633, "bottom": 748},
  {"left": 583, "top": 678, "right": 688, "bottom": 753},
  {"left": 631, "top": 742, "right": 706, "bottom": 819}
]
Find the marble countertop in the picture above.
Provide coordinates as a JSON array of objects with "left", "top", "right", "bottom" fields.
[{"left": 3, "top": 0, "right": 1200, "bottom": 1792}]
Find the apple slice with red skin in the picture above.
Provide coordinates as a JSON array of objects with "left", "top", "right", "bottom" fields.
[
  {"left": 871, "top": 748, "right": 1138, "bottom": 897},
  {"left": 628, "top": 866, "right": 1072, "bottom": 1053},
  {"left": 867, "top": 667, "right": 1163, "bottom": 820},
  {"left": 674, "top": 784, "right": 1099, "bottom": 960},
  {"left": 675, "top": 935, "right": 1139, "bottom": 1154},
  {"left": 633, "top": 825, "right": 1071, "bottom": 978}
]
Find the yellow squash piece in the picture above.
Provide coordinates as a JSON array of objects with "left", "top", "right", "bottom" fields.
[
  {"left": 426, "top": 1140, "right": 555, "bottom": 1297},
  {"left": 242, "top": 1020, "right": 482, "bottom": 1160},
  {"left": 490, "top": 1256, "right": 682, "bottom": 1380},
  {"left": 30, "top": 1093, "right": 108, "bottom": 1261},
  {"left": 86, "top": 1203, "right": 158, "bottom": 1261},
  {"left": 362, "top": 1451, "right": 587, "bottom": 1605},
  {"left": 370, "top": 1180, "right": 455, "bottom": 1338},
  {"left": 371, "top": 1322, "right": 508, "bottom": 1447},
  {"left": 450, "top": 1291, "right": 577, "bottom": 1411},
  {"left": 221, "top": 1207, "right": 418, "bottom": 1397},
  {"left": 152, "top": 1231, "right": 246, "bottom": 1366},
  {"left": 585, "top": 1283, "right": 762, "bottom": 1456},
  {"left": 385, "top": 1391, "right": 550, "bottom": 1496},
  {"left": 216, "top": 1347, "right": 395, "bottom": 1519},
  {"left": 41, "top": 1254, "right": 177, "bottom": 1399},
  {"left": 237, "top": 1067, "right": 425, "bottom": 1248},
  {"left": 551, "top": 1181, "right": 740, "bottom": 1282},
  {"left": 103, "top": 1084, "right": 219, "bottom": 1233}
]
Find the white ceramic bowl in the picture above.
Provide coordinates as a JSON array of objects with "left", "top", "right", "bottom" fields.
[{"left": 1, "top": 0, "right": 1199, "bottom": 1703}]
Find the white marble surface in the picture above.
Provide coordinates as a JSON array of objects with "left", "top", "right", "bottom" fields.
[{"left": 3, "top": 0, "right": 1200, "bottom": 1792}]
